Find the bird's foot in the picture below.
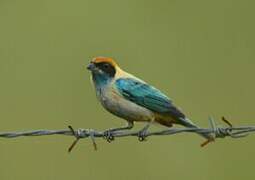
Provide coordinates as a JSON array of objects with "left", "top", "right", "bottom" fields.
[
  {"left": 138, "top": 130, "right": 147, "bottom": 141},
  {"left": 103, "top": 129, "right": 115, "bottom": 143},
  {"left": 138, "top": 123, "right": 151, "bottom": 142}
]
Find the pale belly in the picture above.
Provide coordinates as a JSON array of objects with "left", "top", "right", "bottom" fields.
[{"left": 96, "top": 87, "right": 154, "bottom": 122}]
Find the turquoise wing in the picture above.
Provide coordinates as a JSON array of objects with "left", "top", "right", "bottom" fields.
[{"left": 115, "top": 78, "right": 185, "bottom": 119}]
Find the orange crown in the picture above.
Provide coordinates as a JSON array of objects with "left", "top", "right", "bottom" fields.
[{"left": 91, "top": 57, "right": 118, "bottom": 68}]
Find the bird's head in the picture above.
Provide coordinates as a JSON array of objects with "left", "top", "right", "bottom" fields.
[{"left": 87, "top": 57, "right": 119, "bottom": 84}]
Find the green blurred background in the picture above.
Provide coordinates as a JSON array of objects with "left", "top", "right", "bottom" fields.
[{"left": 0, "top": 0, "right": 254, "bottom": 179}]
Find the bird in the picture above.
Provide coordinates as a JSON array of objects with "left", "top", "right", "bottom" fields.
[{"left": 87, "top": 57, "right": 213, "bottom": 144}]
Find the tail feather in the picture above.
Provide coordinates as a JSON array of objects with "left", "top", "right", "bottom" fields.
[{"left": 178, "top": 118, "right": 213, "bottom": 140}]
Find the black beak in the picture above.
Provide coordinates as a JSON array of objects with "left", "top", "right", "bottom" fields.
[{"left": 87, "top": 63, "right": 95, "bottom": 71}]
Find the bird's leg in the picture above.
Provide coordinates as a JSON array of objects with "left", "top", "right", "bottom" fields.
[
  {"left": 138, "top": 120, "right": 153, "bottom": 141},
  {"left": 104, "top": 121, "right": 134, "bottom": 142}
]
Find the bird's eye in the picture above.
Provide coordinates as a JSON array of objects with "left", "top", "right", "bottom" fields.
[{"left": 103, "top": 64, "right": 109, "bottom": 69}]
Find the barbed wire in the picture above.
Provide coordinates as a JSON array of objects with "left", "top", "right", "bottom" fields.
[{"left": 0, "top": 117, "right": 254, "bottom": 152}]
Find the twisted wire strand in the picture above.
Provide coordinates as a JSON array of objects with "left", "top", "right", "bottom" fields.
[{"left": 0, "top": 117, "right": 254, "bottom": 151}]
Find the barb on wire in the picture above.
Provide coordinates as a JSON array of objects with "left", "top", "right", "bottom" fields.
[{"left": 0, "top": 117, "right": 254, "bottom": 152}]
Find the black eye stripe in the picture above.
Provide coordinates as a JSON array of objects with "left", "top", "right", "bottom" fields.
[
  {"left": 95, "top": 62, "right": 116, "bottom": 77},
  {"left": 96, "top": 62, "right": 110, "bottom": 69}
]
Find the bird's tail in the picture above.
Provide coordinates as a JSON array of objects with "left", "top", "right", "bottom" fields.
[{"left": 178, "top": 117, "right": 214, "bottom": 143}]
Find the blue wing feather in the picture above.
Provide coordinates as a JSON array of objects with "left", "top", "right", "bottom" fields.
[{"left": 115, "top": 78, "right": 185, "bottom": 119}]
